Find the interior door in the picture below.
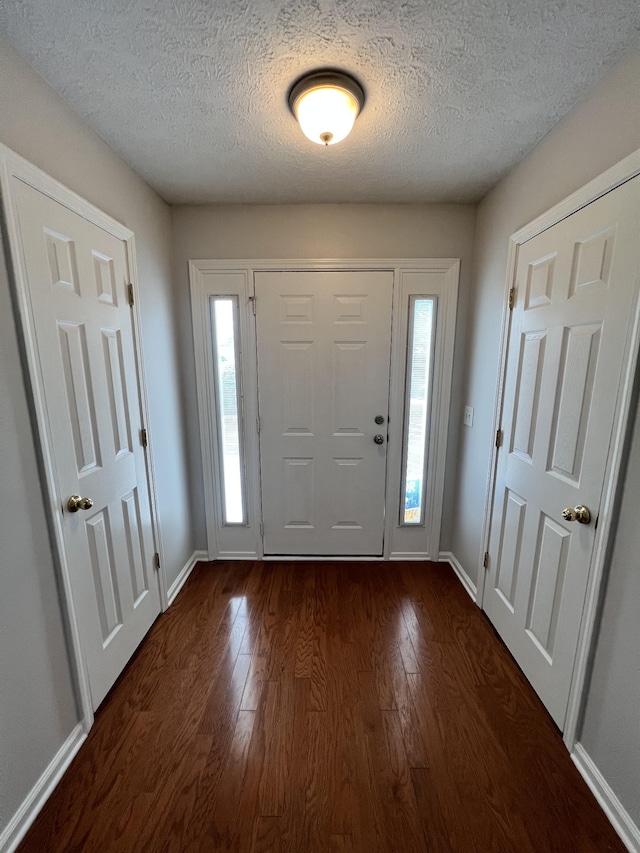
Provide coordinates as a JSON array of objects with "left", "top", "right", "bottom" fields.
[
  {"left": 485, "top": 175, "right": 640, "bottom": 727},
  {"left": 12, "top": 178, "right": 161, "bottom": 710},
  {"left": 255, "top": 270, "right": 393, "bottom": 555}
]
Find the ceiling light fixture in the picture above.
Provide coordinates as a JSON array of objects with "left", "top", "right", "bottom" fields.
[{"left": 288, "top": 70, "right": 365, "bottom": 146}]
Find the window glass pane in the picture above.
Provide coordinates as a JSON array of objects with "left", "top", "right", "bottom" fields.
[
  {"left": 402, "top": 298, "right": 435, "bottom": 525},
  {"left": 212, "top": 298, "right": 245, "bottom": 524}
]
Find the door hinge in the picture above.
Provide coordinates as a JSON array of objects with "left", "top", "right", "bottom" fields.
[
  {"left": 154, "top": 552, "right": 161, "bottom": 570},
  {"left": 256, "top": 416, "right": 261, "bottom": 433},
  {"left": 495, "top": 429, "right": 503, "bottom": 448},
  {"left": 259, "top": 522, "right": 264, "bottom": 537},
  {"left": 249, "top": 295, "right": 256, "bottom": 315},
  {"left": 508, "top": 288, "right": 515, "bottom": 310},
  {"left": 483, "top": 551, "right": 489, "bottom": 569},
  {"left": 128, "top": 283, "right": 135, "bottom": 307},
  {"left": 140, "top": 428, "right": 148, "bottom": 448}
]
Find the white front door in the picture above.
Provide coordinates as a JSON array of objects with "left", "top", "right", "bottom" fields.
[
  {"left": 12, "top": 179, "right": 161, "bottom": 710},
  {"left": 255, "top": 270, "right": 393, "bottom": 555},
  {"left": 485, "top": 175, "right": 640, "bottom": 727}
]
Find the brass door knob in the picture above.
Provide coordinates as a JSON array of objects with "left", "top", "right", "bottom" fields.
[
  {"left": 562, "top": 505, "right": 591, "bottom": 525},
  {"left": 67, "top": 495, "right": 94, "bottom": 513}
]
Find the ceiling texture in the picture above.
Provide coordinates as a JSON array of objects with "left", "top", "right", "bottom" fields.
[{"left": 1, "top": 0, "right": 639, "bottom": 205}]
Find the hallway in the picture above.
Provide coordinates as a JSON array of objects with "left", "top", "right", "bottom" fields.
[{"left": 18, "top": 561, "right": 623, "bottom": 852}]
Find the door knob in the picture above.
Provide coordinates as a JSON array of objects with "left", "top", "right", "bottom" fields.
[
  {"left": 373, "top": 434, "right": 385, "bottom": 445},
  {"left": 67, "top": 495, "right": 94, "bottom": 513},
  {"left": 562, "top": 505, "right": 591, "bottom": 525}
]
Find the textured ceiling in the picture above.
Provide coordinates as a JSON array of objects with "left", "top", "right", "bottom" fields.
[{"left": 1, "top": 1, "right": 639, "bottom": 204}]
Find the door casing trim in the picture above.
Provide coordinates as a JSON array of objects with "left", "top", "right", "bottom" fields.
[
  {"left": 190, "top": 259, "right": 460, "bottom": 564},
  {"left": 479, "top": 147, "right": 640, "bottom": 750},
  {"left": 0, "top": 142, "right": 166, "bottom": 732}
]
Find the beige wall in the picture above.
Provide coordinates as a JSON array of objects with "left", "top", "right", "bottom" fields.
[
  {"left": 0, "top": 37, "right": 193, "bottom": 840},
  {"left": 450, "top": 44, "right": 640, "bottom": 828},
  {"left": 171, "top": 202, "right": 477, "bottom": 552}
]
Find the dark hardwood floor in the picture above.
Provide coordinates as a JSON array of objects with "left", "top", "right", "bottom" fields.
[{"left": 19, "top": 561, "right": 624, "bottom": 852}]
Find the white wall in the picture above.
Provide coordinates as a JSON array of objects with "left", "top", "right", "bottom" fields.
[
  {"left": 450, "top": 44, "right": 640, "bottom": 831},
  {"left": 170, "top": 203, "right": 477, "bottom": 552},
  {"left": 0, "top": 37, "right": 193, "bottom": 840},
  {"left": 579, "top": 401, "right": 640, "bottom": 829}
]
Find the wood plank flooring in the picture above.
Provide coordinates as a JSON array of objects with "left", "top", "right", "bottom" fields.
[{"left": 19, "top": 561, "right": 624, "bottom": 852}]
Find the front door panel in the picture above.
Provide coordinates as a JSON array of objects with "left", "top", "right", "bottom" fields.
[{"left": 256, "top": 270, "right": 393, "bottom": 555}]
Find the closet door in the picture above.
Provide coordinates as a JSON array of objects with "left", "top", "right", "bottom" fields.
[
  {"left": 12, "top": 178, "right": 161, "bottom": 710},
  {"left": 485, "top": 175, "right": 640, "bottom": 727}
]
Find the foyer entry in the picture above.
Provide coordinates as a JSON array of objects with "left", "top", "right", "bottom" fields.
[{"left": 190, "top": 260, "right": 459, "bottom": 562}]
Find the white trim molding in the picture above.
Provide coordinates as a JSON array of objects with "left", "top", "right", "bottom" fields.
[
  {"left": 572, "top": 743, "right": 640, "bottom": 853},
  {"left": 439, "top": 551, "right": 478, "bottom": 601},
  {"left": 0, "top": 724, "right": 86, "bottom": 853},
  {"left": 167, "top": 550, "right": 208, "bottom": 607},
  {"left": 512, "top": 149, "right": 640, "bottom": 245},
  {"left": 125, "top": 231, "right": 168, "bottom": 610},
  {"left": 477, "top": 148, "right": 640, "bottom": 749}
]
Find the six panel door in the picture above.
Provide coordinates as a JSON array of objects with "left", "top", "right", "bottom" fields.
[
  {"left": 485, "top": 175, "right": 640, "bottom": 727},
  {"left": 255, "top": 270, "right": 393, "bottom": 555},
  {"left": 13, "top": 178, "right": 161, "bottom": 710}
]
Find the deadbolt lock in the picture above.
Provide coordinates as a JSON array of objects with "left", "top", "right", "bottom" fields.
[{"left": 375, "top": 415, "right": 385, "bottom": 425}]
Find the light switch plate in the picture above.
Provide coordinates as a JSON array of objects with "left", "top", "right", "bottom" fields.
[{"left": 464, "top": 406, "right": 474, "bottom": 427}]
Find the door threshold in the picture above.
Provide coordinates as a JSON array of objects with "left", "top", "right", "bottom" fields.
[{"left": 262, "top": 554, "right": 384, "bottom": 561}]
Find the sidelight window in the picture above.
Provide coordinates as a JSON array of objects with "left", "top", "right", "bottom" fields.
[
  {"left": 401, "top": 297, "right": 436, "bottom": 525},
  {"left": 210, "top": 297, "right": 246, "bottom": 525}
]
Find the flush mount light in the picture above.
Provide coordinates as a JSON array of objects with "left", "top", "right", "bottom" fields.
[{"left": 288, "top": 70, "right": 365, "bottom": 146}]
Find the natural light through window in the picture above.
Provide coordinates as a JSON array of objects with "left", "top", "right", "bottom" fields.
[
  {"left": 401, "top": 297, "right": 435, "bottom": 525},
  {"left": 211, "top": 298, "right": 245, "bottom": 524}
]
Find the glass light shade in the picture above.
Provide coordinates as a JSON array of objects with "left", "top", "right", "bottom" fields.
[{"left": 294, "top": 84, "right": 360, "bottom": 146}]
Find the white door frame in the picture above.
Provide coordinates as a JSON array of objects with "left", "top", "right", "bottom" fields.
[
  {"left": 190, "top": 258, "right": 459, "bottom": 563},
  {"left": 479, "top": 148, "right": 640, "bottom": 749},
  {"left": 0, "top": 143, "right": 166, "bottom": 731}
]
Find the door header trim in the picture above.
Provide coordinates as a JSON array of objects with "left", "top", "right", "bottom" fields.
[{"left": 189, "top": 258, "right": 460, "bottom": 273}]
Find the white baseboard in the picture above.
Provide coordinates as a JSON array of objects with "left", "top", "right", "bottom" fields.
[
  {"left": 167, "top": 550, "right": 208, "bottom": 607},
  {"left": 1, "top": 724, "right": 86, "bottom": 853},
  {"left": 439, "top": 551, "right": 477, "bottom": 602},
  {"left": 572, "top": 742, "right": 640, "bottom": 853}
]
